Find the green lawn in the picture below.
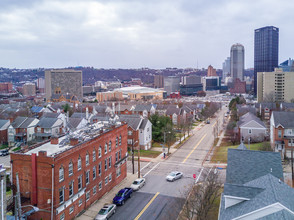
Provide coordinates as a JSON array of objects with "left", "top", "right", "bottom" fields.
[
  {"left": 128, "top": 149, "right": 161, "bottom": 158},
  {"left": 0, "top": 144, "right": 8, "bottom": 150},
  {"left": 211, "top": 142, "right": 270, "bottom": 163},
  {"left": 152, "top": 142, "right": 162, "bottom": 148}
]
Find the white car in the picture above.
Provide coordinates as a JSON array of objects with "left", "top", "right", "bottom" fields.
[
  {"left": 130, "top": 178, "right": 146, "bottom": 191},
  {"left": 166, "top": 171, "right": 183, "bottom": 182},
  {"left": 94, "top": 204, "right": 116, "bottom": 220}
]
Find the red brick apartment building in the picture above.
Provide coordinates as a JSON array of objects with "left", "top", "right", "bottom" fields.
[{"left": 10, "top": 123, "right": 128, "bottom": 220}]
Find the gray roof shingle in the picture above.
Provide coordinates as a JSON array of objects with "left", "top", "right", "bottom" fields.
[
  {"left": 37, "top": 118, "right": 62, "bottom": 128},
  {"left": 272, "top": 111, "right": 294, "bottom": 128},
  {"left": 119, "top": 115, "right": 143, "bottom": 130}
]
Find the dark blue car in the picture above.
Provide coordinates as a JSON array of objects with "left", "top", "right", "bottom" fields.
[{"left": 113, "top": 188, "right": 133, "bottom": 205}]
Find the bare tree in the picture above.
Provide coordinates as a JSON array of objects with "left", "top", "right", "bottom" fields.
[
  {"left": 180, "top": 169, "right": 222, "bottom": 220},
  {"left": 263, "top": 91, "right": 275, "bottom": 102}
]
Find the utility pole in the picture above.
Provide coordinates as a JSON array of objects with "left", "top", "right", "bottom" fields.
[
  {"left": 132, "top": 140, "right": 135, "bottom": 174},
  {"left": 291, "top": 138, "right": 294, "bottom": 187},
  {"left": 138, "top": 145, "right": 141, "bottom": 178},
  {"left": 16, "top": 173, "right": 22, "bottom": 219}
]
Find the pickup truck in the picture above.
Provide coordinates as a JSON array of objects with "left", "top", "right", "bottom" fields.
[{"left": 113, "top": 188, "right": 133, "bottom": 205}]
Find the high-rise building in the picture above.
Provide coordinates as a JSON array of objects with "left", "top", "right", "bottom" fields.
[
  {"left": 154, "top": 75, "right": 164, "bottom": 88},
  {"left": 207, "top": 65, "right": 217, "bottom": 77},
  {"left": 279, "top": 58, "right": 294, "bottom": 72},
  {"left": 0, "top": 82, "right": 13, "bottom": 93},
  {"left": 45, "top": 69, "right": 83, "bottom": 101},
  {"left": 164, "top": 76, "right": 180, "bottom": 95},
  {"left": 254, "top": 26, "right": 279, "bottom": 94},
  {"left": 22, "top": 83, "right": 36, "bottom": 96},
  {"left": 180, "top": 75, "right": 203, "bottom": 96},
  {"left": 230, "top": 43, "right": 245, "bottom": 81},
  {"left": 257, "top": 68, "right": 294, "bottom": 103},
  {"left": 202, "top": 76, "right": 221, "bottom": 91},
  {"left": 222, "top": 57, "right": 231, "bottom": 79}
]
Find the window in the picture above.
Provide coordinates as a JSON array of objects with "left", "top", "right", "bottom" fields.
[
  {"left": 119, "top": 150, "right": 122, "bottom": 160},
  {"left": 78, "top": 156, "right": 82, "bottom": 171},
  {"left": 278, "top": 130, "right": 282, "bottom": 138},
  {"left": 68, "top": 161, "right": 73, "bottom": 176},
  {"left": 248, "top": 129, "right": 252, "bottom": 134},
  {"left": 69, "top": 181, "right": 74, "bottom": 198},
  {"left": 93, "top": 166, "right": 96, "bottom": 180},
  {"left": 99, "top": 146, "right": 102, "bottom": 158},
  {"left": 98, "top": 162, "right": 102, "bottom": 176},
  {"left": 86, "top": 153, "right": 89, "bottom": 166},
  {"left": 79, "top": 199, "right": 83, "bottom": 207},
  {"left": 109, "top": 174, "right": 112, "bottom": 182},
  {"left": 59, "top": 166, "right": 64, "bottom": 182},
  {"left": 119, "top": 135, "right": 122, "bottom": 145},
  {"left": 86, "top": 191, "right": 90, "bottom": 201},
  {"left": 93, "top": 149, "right": 96, "bottom": 162},
  {"left": 116, "top": 167, "right": 121, "bottom": 177},
  {"left": 59, "top": 187, "right": 64, "bottom": 204},
  {"left": 116, "top": 137, "right": 118, "bottom": 147},
  {"left": 128, "top": 130, "right": 132, "bottom": 136},
  {"left": 115, "top": 152, "right": 118, "bottom": 162},
  {"left": 105, "top": 159, "right": 107, "bottom": 171},
  {"left": 93, "top": 186, "right": 97, "bottom": 195},
  {"left": 105, "top": 177, "right": 108, "bottom": 185},
  {"left": 109, "top": 141, "right": 112, "bottom": 152},
  {"left": 86, "top": 171, "right": 90, "bottom": 185},
  {"left": 99, "top": 181, "right": 102, "bottom": 190},
  {"left": 69, "top": 206, "right": 74, "bottom": 214},
  {"left": 78, "top": 175, "right": 82, "bottom": 191},
  {"left": 105, "top": 143, "right": 108, "bottom": 154},
  {"left": 109, "top": 157, "right": 112, "bottom": 168},
  {"left": 60, "top": 213, "right": 65, "bottom": 220},
  {"left": 127, "top": 139, "right": 132, "bottom": 145}
]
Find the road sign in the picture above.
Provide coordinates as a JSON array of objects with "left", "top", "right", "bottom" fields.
[{"left": 193, "top": 174, "right": 196, "bottom": 179}]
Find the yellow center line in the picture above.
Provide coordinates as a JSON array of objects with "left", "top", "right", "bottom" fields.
[
  {"left": 212, "top": 121, "right": 217, "bottom": 127},
  {"left": 134, "top": 192, "right": 160, "bottom": 220},
  {"left": 182, "top": 134, "right": 207, "bottom": 163}
]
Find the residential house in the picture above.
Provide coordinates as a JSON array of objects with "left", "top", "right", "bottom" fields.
[
  {"left": 133, "top": 104, "right": 156, "bottom": 118},
  {"left": 280, "top": 102, "right": 294, "bottom": 112},
  {"left": 42, "top": 112, "right": 67, "bottom": 130},
  {"left": 8, "top": 117, "right": 39, "bottom": 146},
  {"left": 256, "top": 102, "right": 278, "bottom": 121},
  {"left": 155, "top": 104, "right": 169, "bottom": 116},
  {"left": 236, "top": 104, "right": 257, "bottom": 117},
  {"left": 219, "top": 149, "right": 294, "bottom": 220},
  {"left": 34, "top": 117, "right": 64, "bottom": 141},
  {"left": 237, "top": 112, "right": 267, "bottom": 143},
  {"left": 0, "top": 119, "right": 10, "bottom": 144},
  {"left": 166, "top": 106, "right": 186, "bottom": 125},
  {"left": 115, "top": 104, "right": 135, "bottom": 115},
  {"left": 68, "top": 117, "right": 88, "bottom": 131},
  {"left": 270, "top": 111, "right": 294, "bottom": 158},
  {"left": 119, "top": 114, "right": 152, "bottom": 150}
]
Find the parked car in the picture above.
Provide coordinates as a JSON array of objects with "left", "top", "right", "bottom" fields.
[
  {"left": 0, "top": 149, "right": 9, "bottom": 156},
  {"left": 206, "top": 120, "right": 210, "bottom": 124},
  {"left": 94, "top": 204, "right": 116, "bottom": 220},
  {"left": 130, "top": 178, "right": 146, "bottom": 191},
  {"left": 166, "top": 171, "right": 183, "bottom": 182},
  {"left": 113, "top": 188, "right": 133, "bottom": 205}
]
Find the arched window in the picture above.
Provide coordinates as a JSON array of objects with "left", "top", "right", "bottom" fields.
[
  {"left": 109, "top": 141, "right": 112, "bottom": 152},
  {"left": 86, "top": 153, "right": 89, "bottom": 166},
  {"left": 78, "top": 156, "right": 82, "bottom": 170},
  {"left": 99, "top": 146, "right": 102, "bottom": 158},
  {"left": 59, "top": 166, "right": 64, "bottom": 182},
  {"left": 116, "top": 137, "right": 118, "bottom": 148},
  {"left": 119, "top": 135, "right": 122, "bottom": 145},
  {"left": 105, "top": 143, "right": 108, "bottom": 154},
  {"left": 93, "top": 149, "right": 96, "bottom": 162},
  {"left": 68, "top": 161, "right": 73, "bottom": 176}
]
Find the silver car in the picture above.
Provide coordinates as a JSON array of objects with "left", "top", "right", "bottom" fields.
[
  {"left": 130, "top": 178, "right": 146, "bottom": 191},
  {"left": 166, "top": 171, "right": 183, "bottom": 182},
  {"left": 95, "top": 204, "right": 116, "bottom": 220}
]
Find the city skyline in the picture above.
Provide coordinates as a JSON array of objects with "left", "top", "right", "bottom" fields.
[{"left": 0, "top": 0, "right": 293, "bottom": 69}]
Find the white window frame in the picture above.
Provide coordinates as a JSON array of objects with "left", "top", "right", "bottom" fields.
[
  {"left": 109, "top": 141, "right": 112, "bottom": 152},
  {"left": 93, "top": 149, "right": 96, "bottom": 162},
  {"left": 99, "top": 181, "right": 102, "bottom": 190},
  {"left": 69, "top": 206, "right": 74, "bottom": 214},
  {"left": 109, "top": 174, "right": 112, "bottom": 182},
  {"left": 119, "top": 135, "right": 122, "bottom": 145},
  {"left": 68, "top": 161, "right": 73, "bottom": 176},
  {"left": 60, "top": 213, "right": 65, "bottom": 220},
  {"left": 86, "top": 153, "right": 89, "bottom": 166},
  {"left": 105, "top": 158, "right": 107, "bottom": 171},
  {"left": 99, "top": 162, "right": 102, "bottom": 176},
  {"left": 248, "top": 129, "right": 252, "bottom": 134},
  {"left": 59, "top": 187, "right": 64, "bottom": 204},
  {"left": 78, "top": 175, "right": 82, "bottom": 191},
  {"left": 78, "top": 156, "right": 82, "bottom": 171},
  {"left": 86, "top": 171, "right": 90, "bottom": 185},
  {"left": 105, "top": 177, "right": 108, "bottom": 185},
  {"left": 93, "top": 186, "right": 97, "bottom": 195},
  {"left": 59, "top": 166, "right": 64, "bottom": 182},
  {"left": 86, "top": 191, "right": 90, "bottom": 201},
  {"left": 69, "top": 181, "right": 74, "bottom": 198},
  {"left": 99, "top": 146, "right": 102, "bottom": 158},
  {"left": 109, "top": 156, "right": 112, "bottom": 168},
  {"left": 79, "top": 199, "right": 83, "bottom": 207},
  {"left": 93, "top": 166, "right": 96, "bottom": 180}
]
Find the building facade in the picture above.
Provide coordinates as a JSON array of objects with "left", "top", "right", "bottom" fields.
[
  {"left": 23, "top": 83, "right": 36, "bottom": 96},
  {"left": 222, "top": 57, "right": 231, "bottom": 79},
  {"left": 202, "top": 76, "right": 221, "bottom": 91},
  {"left": 10, "top": 123, "right": 128, "bottom": 220},
  {"left": 45, "top": 69, "right": 83, "bottom": 101},
  {"left": 164, "top": 76, "right": 180, "bottom": 96},
  {"left": 254, "top": 26, "right": 279, "bottom": 94},
  {"left": 0, "top": 82, "right": 13, "bottom": 93},
  {"left": 207, "top": 65, "right": 217, "bottom": 77},
  {"left": 154, "top": 75, "right": 164, "bottom": 88},
  {"left": 257, "top": 68, "right": 294, "bottom": 103},
  {"left": 230, "top": 43, "right": 244, "bottom": 81}
]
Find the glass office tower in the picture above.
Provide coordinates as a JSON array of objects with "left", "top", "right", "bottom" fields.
[{"left": 254, "top": 26, "right": 279, "bottom": 95}]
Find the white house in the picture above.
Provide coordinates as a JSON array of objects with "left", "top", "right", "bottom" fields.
[{"left": 139, "top": 118, "right": 152, "bottom": 150}]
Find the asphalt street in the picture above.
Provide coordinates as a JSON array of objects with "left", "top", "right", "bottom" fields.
[{"left": 114, "top": 106, "right": 228, "bottom": 220}]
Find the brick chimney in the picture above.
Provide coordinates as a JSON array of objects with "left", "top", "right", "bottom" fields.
[
  {"left": 70, "top": 138, "right": 79, "bottom": 146},
  {"left": 38, "top": 151, "right": 47, "bottom": 157},
  {"left": 51, "top": 137, "right": 59, "bottom": 145}
]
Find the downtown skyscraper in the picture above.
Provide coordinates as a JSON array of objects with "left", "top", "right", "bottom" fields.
[
  {"left": 230, "top": 43, "right": 245, "bottom": 81},
  {"left": 254, "top": 26, "right": 279, "bottom": 95}
]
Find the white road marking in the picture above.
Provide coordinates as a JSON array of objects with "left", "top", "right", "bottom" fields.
[
  {"left": 143, "top": 162, "right": 161, "bottom": 177},
  {"left": 137, "top": 162, "right": 151, "bottom": 174},
  {"left": 195, "top": 167, "right": 204, "bottom": 184},
  {"left": 205, "top": 167, "right": 213, "bottom": 181}
]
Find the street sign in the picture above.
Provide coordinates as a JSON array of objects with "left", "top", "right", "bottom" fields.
[{"left": 193, "top": 174, "right": 196, "bottom": 179}]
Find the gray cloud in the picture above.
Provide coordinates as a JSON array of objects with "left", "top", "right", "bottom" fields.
[{"left": 0, "top": 0, "right": 293, "bottom": 69}]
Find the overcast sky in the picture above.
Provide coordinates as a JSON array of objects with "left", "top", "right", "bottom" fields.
[{"left": 0, "top": 0, "right": 293, "bottom": 69}]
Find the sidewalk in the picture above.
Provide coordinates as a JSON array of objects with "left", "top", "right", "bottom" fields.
[{"left": 76, "top": 173, "right": 138, "bottom": 220}]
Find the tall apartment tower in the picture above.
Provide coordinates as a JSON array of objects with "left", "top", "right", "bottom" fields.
[
  {"left": 230, "top": 43, "right": 245, "bottom": 81},
  {"left": 254, "top": 26, "right": 279, "bottom": 94},
  {"left": 207, "top": 65, "right": 217, "bottom": 77},
  {"left": 154, "top": 75, "right": 164, "bottom": 88},
  {"left": 45, "top": 69, "right": 83, "bottom": 101},
  {"left": 222, "top": 57, "right": 231, "bottom": 79}
]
